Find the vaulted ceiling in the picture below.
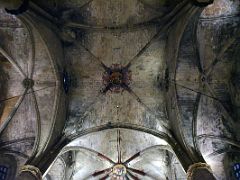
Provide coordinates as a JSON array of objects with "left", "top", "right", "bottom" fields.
[
  {"left": 0, "top": 0, "right": 239, "bottom": 180},
  {"left": 61, "top": 1, "right": 180, "bottom": 178}
]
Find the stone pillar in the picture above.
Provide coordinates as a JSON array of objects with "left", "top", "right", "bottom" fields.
[
  {"left": 187, "top": 163, "right": 216, "bottom": 180},
  {"left": 17, "top": 165, "right": 42, "bottom": 180}
]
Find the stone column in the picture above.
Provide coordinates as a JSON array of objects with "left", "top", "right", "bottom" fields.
[
  {"left": 187, "top": 163, "right": 216, "bottom": 180},
  {"left": 17, "top": 165, "right": 42, "bottom": 180}
]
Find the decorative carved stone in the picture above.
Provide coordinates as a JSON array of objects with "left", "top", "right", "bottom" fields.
[{"left": 22, "top": 78, "right": 34, "bottom": 89}]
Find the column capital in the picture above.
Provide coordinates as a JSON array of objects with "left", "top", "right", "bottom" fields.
[
  {"left": 193, "top": 0, "right": 214, "bottom": 6},
  {"left": 3, "top": 0, "right": 29, "bottom": 15},
  {"left": 187, "top": 163, "right": 215, "bottom": 180},
  {"left": 20, "top": 165, "right": 42, "bottom": 180},
  {"left": 0, "top": 0, "right": 22, "bottom": 9}
]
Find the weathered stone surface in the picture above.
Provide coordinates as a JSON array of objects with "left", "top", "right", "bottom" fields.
[
  {"left": 65, "top": 0, "right": 169, "bottom": 136},
  {"left": 0, "top": 0, "right": 239, "bottom": 179},
  {"left": 201, "top": 0, "right": 239, "bottom": 18},
  {"left": 0, "top": 7, "right": 66, "bottom": 171}
]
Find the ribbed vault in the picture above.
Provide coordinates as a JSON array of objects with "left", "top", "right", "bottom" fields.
[
  {"left": 46, "top": 129, "right": 186, "bottom": 180},
  {"left": 0, "top": 0, "right": 239, "bottom": 179},
  {"left": 0, "top": 8, "right": 66, "bottom": 171}
]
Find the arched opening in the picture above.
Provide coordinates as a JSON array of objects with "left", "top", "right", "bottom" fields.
[{"left": 44, "top": 129, "right": 186, "bottom": 179}]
